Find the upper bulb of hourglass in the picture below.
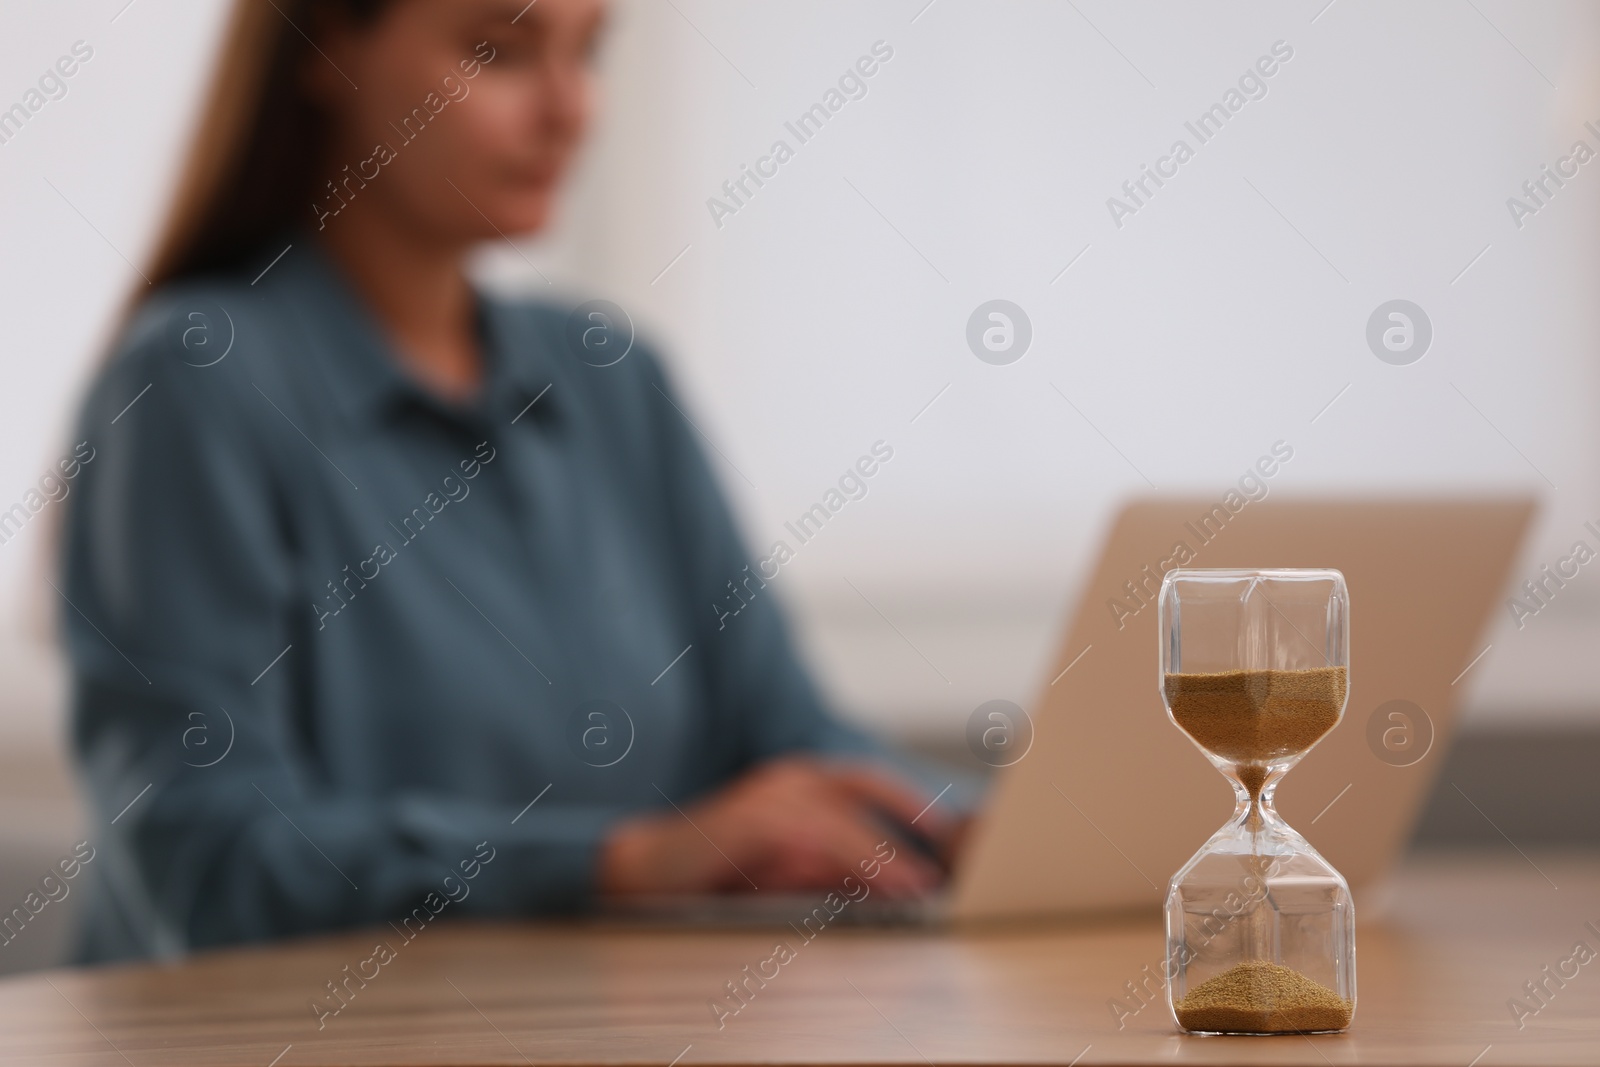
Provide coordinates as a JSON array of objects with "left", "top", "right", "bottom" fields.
[{"left": 1157, "top": 569, "right": 1350, "bottom": 801}]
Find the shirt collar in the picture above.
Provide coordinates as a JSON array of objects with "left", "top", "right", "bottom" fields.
[{"left": 261, "top": 238, "right": 559, "bottom": 430}]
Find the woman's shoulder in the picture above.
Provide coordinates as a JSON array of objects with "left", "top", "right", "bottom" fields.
[{"left": 82, "top": 273, "right": 288, "bottom": 435}]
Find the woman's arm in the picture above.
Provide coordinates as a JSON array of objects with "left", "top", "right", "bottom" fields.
[
  {"left": 640, "top": 351, "right": 978, "bottom": 803},
  {"left": 641, "top": 352, "right": 891, "bottom": 765},
  {"left": 583, "top": 353, "right": 965, "bottom": 896}
]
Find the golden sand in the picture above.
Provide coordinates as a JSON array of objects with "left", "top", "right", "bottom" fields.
[
  {"left": 1174, "top": 959, "right": 1352, "bottom": 1033},
  {"left": 1165, "top": 667, "right": 1347, "bottom": 796}
]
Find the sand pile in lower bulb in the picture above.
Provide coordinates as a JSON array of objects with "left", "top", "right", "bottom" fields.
[{"left": 1174, "top": 959, "right": 1353, "bottom": 1033}]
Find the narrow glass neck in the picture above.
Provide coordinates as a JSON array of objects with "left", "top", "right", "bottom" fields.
[{"left": 1230, "top": 769, "right": 1285, "bottom": 834}]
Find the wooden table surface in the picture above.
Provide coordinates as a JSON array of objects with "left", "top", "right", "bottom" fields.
[{"left": 2, "top": 853, "right": 1596, "bottom": 1067}]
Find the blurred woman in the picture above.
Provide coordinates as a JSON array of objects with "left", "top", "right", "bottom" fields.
[{"left": 62, "top": 0, "right": 954, "bottom": 961}]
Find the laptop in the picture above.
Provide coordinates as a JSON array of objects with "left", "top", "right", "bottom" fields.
[{"left": 605, "top": 496, "right": 1535, "bottom": 926}]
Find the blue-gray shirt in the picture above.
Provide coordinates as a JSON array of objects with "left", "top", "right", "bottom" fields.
[{"left": 61, "top": 241, "right": 898, "bottom": 962}]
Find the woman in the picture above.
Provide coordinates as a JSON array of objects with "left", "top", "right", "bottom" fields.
[{"left": 62, "top": 0, "right": 956, "bottom": 962}]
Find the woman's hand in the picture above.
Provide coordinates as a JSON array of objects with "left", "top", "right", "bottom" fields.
[{"left": 598, "top": 757, "right": 955, "bottom": 899}]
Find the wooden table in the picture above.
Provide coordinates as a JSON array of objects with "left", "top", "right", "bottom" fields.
[{"left": 2, "top": 853, "right": 1596, "bottom": 1066}]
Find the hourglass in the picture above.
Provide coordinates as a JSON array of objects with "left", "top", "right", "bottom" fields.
[{"left": 1158, "top": 568, "right": 1355, "bottom": 1034}]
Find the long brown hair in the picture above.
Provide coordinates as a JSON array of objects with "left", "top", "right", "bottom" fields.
[{"left": 144, "top": 0, "right": 395, "bottom": 291}]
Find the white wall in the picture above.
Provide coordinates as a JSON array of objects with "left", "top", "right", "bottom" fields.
[
  {"left": 549, "top": 0, "right": 1600, "bottom": 735},
  {"left": 2, "top": 0, "right": 1598, "bottom": 781}
]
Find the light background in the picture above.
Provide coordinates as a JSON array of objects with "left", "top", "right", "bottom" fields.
[{"left": 0, "top": 2, "right": 1597, "bottom": 928}]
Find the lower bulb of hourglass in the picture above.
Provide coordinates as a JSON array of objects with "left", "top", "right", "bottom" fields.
[{"left": 1163, "top": 774, "right": 1356, "bottom": 1034}]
